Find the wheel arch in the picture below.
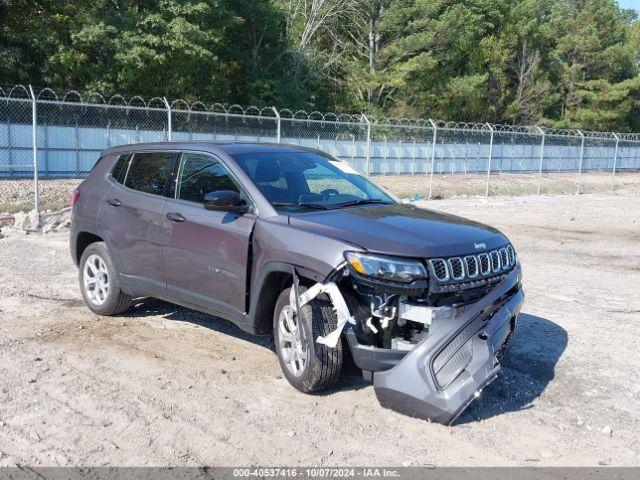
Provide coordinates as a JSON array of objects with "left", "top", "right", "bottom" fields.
[
  {"left": 72, "top": 224, "right": 116, "bottom": 266},
  {"left": 75, "top": 231, "right": 104, "bottom": 265},
  {"left": 249, "top": 262, "right": 323, "bottom": 335}
]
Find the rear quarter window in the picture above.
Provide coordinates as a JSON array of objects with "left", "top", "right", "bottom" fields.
[
  {"left": 109, "top": 154, "right": 131, "bottom": 184},
  {"left": 124, "top": 152, "right": 176, "bottom": 196}
]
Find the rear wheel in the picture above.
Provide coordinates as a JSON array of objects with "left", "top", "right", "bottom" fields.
[
  {"left": 273, "top": 287, "right": 343, "bottom": 392},
  {"left": 79, "top": 242, "right": 131, "bottom": 316}
]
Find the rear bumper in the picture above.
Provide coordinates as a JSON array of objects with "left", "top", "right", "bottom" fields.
[{"left": 348, "top": 267, "right": 524, "bottom": 424}]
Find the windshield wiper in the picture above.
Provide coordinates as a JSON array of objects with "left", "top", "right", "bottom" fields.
[
  {"left": 333, "top": 199, "right": 390, "bottom": 208},
  {"left": 272, "top": 202, "right": 332, "bottom": 210},
  {"left": 272, "top": 199, "right": 389, "bottom": 210}
]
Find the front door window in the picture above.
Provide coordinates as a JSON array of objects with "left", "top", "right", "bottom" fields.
[{"left": 175, "top": 153, "right": 240, "bottom": 203}]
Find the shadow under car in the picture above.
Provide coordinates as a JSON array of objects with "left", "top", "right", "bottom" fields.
[{"left": 455, "top": 312, "right": 567, "bottom": 424}]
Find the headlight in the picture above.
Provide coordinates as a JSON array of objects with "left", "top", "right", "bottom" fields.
[{"left": 344, "top": 251, "right": 428, "bottom": 284}]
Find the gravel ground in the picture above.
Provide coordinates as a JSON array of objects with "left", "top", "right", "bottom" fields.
[{"left": 0, "top": 193, "right": 639, "bottom": 467}]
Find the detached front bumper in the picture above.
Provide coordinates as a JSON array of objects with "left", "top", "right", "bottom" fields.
[{"left": 348, "top": 267, "right": 524, "bottom": 424}]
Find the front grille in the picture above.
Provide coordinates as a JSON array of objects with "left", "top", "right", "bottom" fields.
[
  {"left": 428, "top": 245, "right": 516, "bottom": 285},
  {"left": 499, "top": 247, "right": 509, "bottom": 270},
  {"left": 464, "top": 255, "right": 479, "bottom": 278},
  {"left": 490, "top": 250, "right": 501, "bottom": 273},
  {"left": 478, "top": 253, "right": 491, "bottom": 275},
  {"left": 429, "top": 259, "right": 449, "bottom": 282},
  {"left": 448, "top": 258, "right": 465, "bottom": 280}
]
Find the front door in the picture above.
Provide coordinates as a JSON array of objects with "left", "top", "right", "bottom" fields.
[{"left": 162, "top": 152, "right": 256, "bottom": 316}]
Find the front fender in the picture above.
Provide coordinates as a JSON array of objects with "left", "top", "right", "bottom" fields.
[{"left": 246, "top": 260, "right": 328, "bottom": 335}]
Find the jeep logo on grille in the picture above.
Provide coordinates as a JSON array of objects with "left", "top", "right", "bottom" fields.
[{"left": 474, "top": 242, "right": 487, "bottom": 250}]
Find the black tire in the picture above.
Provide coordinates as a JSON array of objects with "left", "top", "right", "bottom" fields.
[
  {"left": 273, "top": 287, "right": 343, "bottom": 393},
  {"left": 79, "top": 241, "right": 132, "bottom": 316}
]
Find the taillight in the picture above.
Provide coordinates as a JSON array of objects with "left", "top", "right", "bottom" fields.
[{"left": 71, "top": 189, "right": 80, "bottom": 205}]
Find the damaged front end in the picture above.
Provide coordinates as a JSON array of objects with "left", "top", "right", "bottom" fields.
[{"left": 299, "top": 245, "right": 524, "bottom": 425}]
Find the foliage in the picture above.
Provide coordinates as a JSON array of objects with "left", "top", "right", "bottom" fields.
[{"left": 0, "top": 0, "right": 638, "bottom": 130}]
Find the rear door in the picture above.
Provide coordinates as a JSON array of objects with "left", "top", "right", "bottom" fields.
[
  {"left": 161, "top": 152, "right": 256, "bottom": 315},
  {"left": 98, "top": 151, "right": 177, "bottom": 293}
]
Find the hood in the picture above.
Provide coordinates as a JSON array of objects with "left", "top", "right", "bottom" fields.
[{"left": 288, "top": 203, "right": 508, "bottom": 258}]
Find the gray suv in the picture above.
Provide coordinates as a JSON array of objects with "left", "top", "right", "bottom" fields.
[{"left": 70, "top": 142, "right": 524, "bottom": 424}]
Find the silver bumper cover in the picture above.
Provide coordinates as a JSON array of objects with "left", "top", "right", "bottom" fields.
[{"left": 373, "top": 267, "right": 524, "bottom": 424}]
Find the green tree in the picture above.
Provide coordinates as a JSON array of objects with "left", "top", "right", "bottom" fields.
[
  {"left": 0, "top": 0, "right": 63, "bottom": 86},
  {"left": 0, "top": 0, "right": 638, "bottom": 130},
  {"left": 544, "top": 0, "right": 639, "bottom": 130}
]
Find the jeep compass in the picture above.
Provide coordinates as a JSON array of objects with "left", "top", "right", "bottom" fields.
[{"left": 70, "top": 142, "right": 524, "bottom": 424}]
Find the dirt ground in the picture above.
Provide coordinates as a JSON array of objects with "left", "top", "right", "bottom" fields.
[{"left": 0, "top": 193, "right": 639, "bottom": 467}]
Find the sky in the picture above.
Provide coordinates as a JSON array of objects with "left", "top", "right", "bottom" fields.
[{"left": 618, "top": 0, "right": 638, "bottom": 11}]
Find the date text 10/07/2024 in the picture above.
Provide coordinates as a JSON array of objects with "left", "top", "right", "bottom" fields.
[{"left": 232, "top": 468, "right": 402, "bottom": 478}]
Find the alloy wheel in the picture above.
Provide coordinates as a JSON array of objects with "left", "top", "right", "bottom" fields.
[
  {"left": 277, "top": 305, "right": 308, "bottom": 377},
  {"left": 83, "top": 254, "right": 110, "bottom": 306}
]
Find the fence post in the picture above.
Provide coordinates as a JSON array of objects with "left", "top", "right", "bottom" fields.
[
  {"left": 6, "top": 117, "right": 12, "bottom": 178},
  {"left": 44, "top": 122, "right": 49, "bottom": 177},
  {"left": 163, "top": 97, "right": 172, "bottom": 141},
  {"left": 535, "top": 126, "right": 546, "bottom": 195},
  {"left": 272, "top": 106, "right": 281, "bottom": 143},
  {"left": 428, "top": 119, "right": 437, "bottom": 199},
  {"left": 485, "top": 123, "right": 494, "bottom": 197},
  {"left": 361, "top": 114, "right": 372, "bottom": 176},
  {"left": 611, "top": 133, "right": 619, "bottom": 192},
  {"left": 74, "top": 122, "right": 80, "bottom": 175},
  {"left": 576, "top": 130, "right": 585, "bottom": 194},
  {"left": 351, "top": 134, "right": 356, "bottom": 169},
  {"left": 383, "top": 136, "right": 388, "bottom": 175},
  {"left": 28, "top": 85, "right": 39, "bottom": 215},
  {"left": 412, "top": 139, "right": 417, "bottom": 175}
]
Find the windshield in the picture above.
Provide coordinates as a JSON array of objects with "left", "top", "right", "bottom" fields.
[{"left": 231, "top": 151, "right": 395, "bottom": 211}]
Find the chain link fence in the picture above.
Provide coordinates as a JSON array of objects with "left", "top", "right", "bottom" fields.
[
  {"left": 1, "top": 85, "right": 639, "bottom": 213},
  {"left": 1, "top": 87, "right": 34, "bottom": 179}
]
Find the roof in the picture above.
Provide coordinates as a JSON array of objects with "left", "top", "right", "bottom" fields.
[{"left": 101, "top": 141, "right": 314, "bottom": 157}]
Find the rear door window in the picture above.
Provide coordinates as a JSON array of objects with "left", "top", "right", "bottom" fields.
[
  {"left": 175, "top": 153, "right": 240, "bottom": 204},
  {"left": 125, "top": 152, "right": 176, "bottom": 197}
]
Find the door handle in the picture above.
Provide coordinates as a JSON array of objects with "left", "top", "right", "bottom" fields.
[
  {"left": 166, "top": 212, "right": 185, "bottom": 223},
  {"left": 106, "top": 198, "right": 122, "bottom": 207}
]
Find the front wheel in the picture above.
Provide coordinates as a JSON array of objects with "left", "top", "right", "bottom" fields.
[
  {"left": 273, "top": 287, "right": 343, "bottom": 393},
  {"left": 79, "top": 241, "right": 132, "bottom": 316}
]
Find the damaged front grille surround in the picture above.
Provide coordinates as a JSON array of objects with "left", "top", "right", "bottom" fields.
[
  {"left": 320, "top": 245, "right": 517, "bottom": 355},
  {"left": 372, "top": 267, "right": 525, "bottom": 425},
  {"left": 428, "top": 245, "right": 516, "bottom": 286}
]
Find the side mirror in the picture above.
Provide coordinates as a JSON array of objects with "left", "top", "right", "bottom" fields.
[{"left": 203, "top": 190, "right": 248, "bottom": 213}]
